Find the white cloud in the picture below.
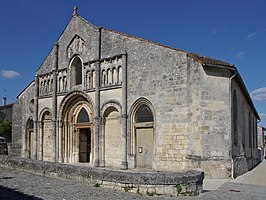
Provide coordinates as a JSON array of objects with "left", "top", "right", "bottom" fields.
[
  {"left": 251, "top": 87, "right": 266, "bottom": 101},
  {"left": 0, "top": 70, "right": 21, "bottom": 79},
  {"left": 247, "top": 32, "right": 257, "bottom": 39},
  {"left": 235, "top": 51, "right": 245, "bottom": 59},
  {"left": 246, "top": 29, "right": 266, "bottom": 39},
  {"left": 259, "top": 113, "right": 266, "bottom": 120},
  {"left": 211, "top": 27, "right": 227, "bottom": 34}
]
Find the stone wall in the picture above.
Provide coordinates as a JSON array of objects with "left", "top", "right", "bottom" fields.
[
  {"left": 101, "top": 28, "right": 191, "bottom": 171},
  {"left": 11, "top": 82, "right": 35, "bottom": 157},
  {"left": 0, "top": 155, "right": 204, "bottom": 197},
  {"left": 0, "top": 103, "right": 13, "bottom": 121},
  {"left": 185, "top": 62, "right": 232, "bottom": 178},
  {"left": 231, "top": 78, "right": 260, "bottom": 177}
]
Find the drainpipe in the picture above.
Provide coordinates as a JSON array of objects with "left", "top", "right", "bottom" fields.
[{"left": 229, "top": 69, "right": 236, "bottom": 179}]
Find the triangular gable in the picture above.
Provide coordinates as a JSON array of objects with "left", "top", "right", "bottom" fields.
[{"left": 36, "top": 14, "right": 99, "bottom": 75}]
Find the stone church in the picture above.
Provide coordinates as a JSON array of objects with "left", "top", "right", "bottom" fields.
[{"left": 11, "top": 8, "right": 260, "bottom": 178}]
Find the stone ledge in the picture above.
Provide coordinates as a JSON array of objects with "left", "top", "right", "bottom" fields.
[{"left": 0, "top": 155, "right": 204, "bottom": 196}]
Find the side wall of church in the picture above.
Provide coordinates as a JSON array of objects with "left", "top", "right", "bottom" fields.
[
  {"left": 12, "top": 83, "right": 35, "bottom": 157},
  {"left": 186, "top": 60, "right": 232, "bottom": 178},
  {"left": 231, "top": 79, "right": 259, "bottom": 177},
  {"left": 11, "top": 101, "right": 22, "bottom": 156}
]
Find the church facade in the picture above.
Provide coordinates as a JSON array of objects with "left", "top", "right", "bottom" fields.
[{"left": 11, "top": 9, "right": 260, "bottom": 178}]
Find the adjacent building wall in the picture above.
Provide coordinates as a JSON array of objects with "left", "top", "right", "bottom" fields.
[{"left": 257, "top": 126, "right": 265, "bottom": 160}]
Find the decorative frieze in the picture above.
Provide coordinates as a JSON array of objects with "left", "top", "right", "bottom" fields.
[
  {"left": 38, "top": 54, "right": 124, "bottom": 96},
  {"left": 57, "top": 69, "right": 68, "bottom": 93},
  {"left": 84, "top": 55, "right": 123, "bottom": 90},
  {"left": 67, "top": 35, "right": 85, "bottom": 59},
  {"left": 38, "top": 73, "right": 53, "bottom": 96}
]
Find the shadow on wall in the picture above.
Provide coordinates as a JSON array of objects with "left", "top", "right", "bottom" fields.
[{"left": 0, "top": 185, "right": 42, "bottom": 200}]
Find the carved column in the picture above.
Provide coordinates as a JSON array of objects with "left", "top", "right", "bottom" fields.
[
  {"left": 38, "top": 121, "right": 43, "bottom": 160},
  {"left": 58, "top": 120, "right": 63, "bottom": 163},
  {"left": 94, "top": 60, "right": 100, "bottom": 167},
  {"left": 52, "top": 43, "right": 59, "bottom": 162},
  {"left": 33, "top": 74, "right": 39, "bottom": 160},
  {"left": 100, "top": 118, "right": 105, "bottom": 167},
  {"left": 121, "top": 53, "right": 128, "bottom": 169}
]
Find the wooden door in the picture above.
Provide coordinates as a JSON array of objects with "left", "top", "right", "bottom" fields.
[
  {"left": 79, "top": 128, "right": 91, "bottom": 162},
  {"left": 136, "top": 128, "right": 153, "bottom": 168}
]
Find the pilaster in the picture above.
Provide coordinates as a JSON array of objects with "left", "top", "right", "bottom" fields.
[
  {"left": 52, "top": 43, "right": 59, "bottom": 162},
  {"left": 33, "top": 74, "right": 39, "bottom": 160},
  {"left": 121, "top": 53, "right": 128, "bottom": 169}
]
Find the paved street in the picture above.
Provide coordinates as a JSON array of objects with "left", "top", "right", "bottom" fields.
[{"left": 1, "top": 161, "right": 266, "bottom": 199}]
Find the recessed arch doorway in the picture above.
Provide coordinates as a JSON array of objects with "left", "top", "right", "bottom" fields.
[
  {"left": 76, "top": 107, "right": 92, "bottom": 163},
  {"left": 59, "top": 92, "right": 94, "bottom": 164},
  {"left": 133, "top": 103, "right": 155, "bottom": 169},
  {"left": 25, "top": 117, "right": 34, "bottom": 159}
]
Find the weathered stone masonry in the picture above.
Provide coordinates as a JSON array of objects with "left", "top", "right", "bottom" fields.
[
  {"left": 0, "top": 155, "right": 204, "bottom": 196},
  {"left": 11, "top": 8, "right": 260, "bottom": 180}
]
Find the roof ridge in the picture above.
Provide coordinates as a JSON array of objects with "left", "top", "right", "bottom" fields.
[{"left": 100, "top": 26, "right": 234, "bottom": 67}]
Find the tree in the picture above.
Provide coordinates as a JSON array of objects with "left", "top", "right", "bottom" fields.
[{"left": 0, "top": 119, "right": 11, "bottom": 142}]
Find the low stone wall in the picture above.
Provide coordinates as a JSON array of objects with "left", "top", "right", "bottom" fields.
[{"left": 0, "top": 155, "right": 204, "bottom": 197}]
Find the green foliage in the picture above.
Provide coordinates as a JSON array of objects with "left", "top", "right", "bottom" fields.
[
  {"left": 181, "top": 191, "right": 199, "bottom": 196},
  {"left": 176, "top": 184, "right": 182, "bottom": 194},
  {"left": 123, "top": 186, "right": 130, "bottom": 192},
  {"left": 146, "top": 191, "right": 154, "bottom": 196},
  {"left": 0, "top": 120, "right": 11, "bottom": 142},
  {"left": 93, "top": 183, "right": 101, "bottom": 187}
]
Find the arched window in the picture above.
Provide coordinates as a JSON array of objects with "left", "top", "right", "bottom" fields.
[
  {"left": 135, "top": 105, "right": 154, "bottom": 123},
  {"left": 71, "top": 57, "right": 82, "bottom": 86},
  {"left": 77, "top": 108, "right": 89, "bottom": 123}
]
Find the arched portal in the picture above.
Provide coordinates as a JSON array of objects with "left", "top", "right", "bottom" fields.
[
  {"left": 76, "top": 108, "right": 92, "bottom": 163},
  {"left": 40, "top": 110, "right": 53, "bottom": 161},
  {"left": 131, "top": 99, "right": 155, "bottom": 169},
  {"left": 103, "top": 106, "right": 122, "bottom": 167},
  {"left": 59, "top": 92, "right": 94, "bottom": 164},
  {"left": 26, "top": 117, "right": 34, "bottom": 159}
]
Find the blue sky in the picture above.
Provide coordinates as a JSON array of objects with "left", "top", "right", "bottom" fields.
[{"left": 0, "top": 0, "right": 266, "bottom": 126}]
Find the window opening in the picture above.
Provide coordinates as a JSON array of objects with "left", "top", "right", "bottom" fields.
[
  {"left": 77, "top": 108, "right": 89, "bottom": 123},
  {"left": 136, "top": 105, "right": 153, "bottom": 123}
]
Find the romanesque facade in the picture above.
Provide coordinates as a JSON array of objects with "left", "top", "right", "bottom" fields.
[{"left": 12, "top": 9, "right": 260, "bottom": 178}]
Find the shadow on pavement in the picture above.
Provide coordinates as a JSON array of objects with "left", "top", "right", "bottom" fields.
[{"left": 0, "top": 185, "right": 42, "bottom": 200}]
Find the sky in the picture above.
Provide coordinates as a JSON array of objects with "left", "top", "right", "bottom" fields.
[{"left": 0, "top": 0, "right": 266, "bottom": 126}]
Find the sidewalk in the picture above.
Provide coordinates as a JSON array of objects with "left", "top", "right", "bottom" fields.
[
  {"left": 203, "top": 159, "right": 266, "bottom": 192},
  {"left": 232, "top": 159, "right": 266, "bottom": 186},
  {"left": 203, "top": 179, "right": 229, "bottom": 191}
]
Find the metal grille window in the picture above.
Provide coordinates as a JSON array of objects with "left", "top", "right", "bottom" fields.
[
  {"left": 77, "top": 108, "right": 89, "bottom": 123},
  {"left": 136, "top": 105, "right": 153, "bottom": 123}
]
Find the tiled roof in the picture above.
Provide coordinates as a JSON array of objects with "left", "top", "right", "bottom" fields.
[
  {"left": 102, "top": 27, "right": 234, "bottom": 68},
  {"left": 188, "top": 53, "right": 235, "bottom": 68},
  {"left": 74, "top": 14, "right": 235, "bottom": 69}
]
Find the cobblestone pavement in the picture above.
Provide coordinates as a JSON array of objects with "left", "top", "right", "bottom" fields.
[{"left": 1, "top": 166, "right": 266, "bottom": 200}]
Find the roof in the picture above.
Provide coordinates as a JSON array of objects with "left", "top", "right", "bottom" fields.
[
  {"left": 188, "top": 53, "right": 235, "bottom": 68},
  {"left": 102, "top": 26, "right": 235, "bottom": 69},
  {"left": 16, "top": 81, "right": 34, "bottom": 99},
  {"left": 0, "top": 103, "right": 14, "bottom": 109}
]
